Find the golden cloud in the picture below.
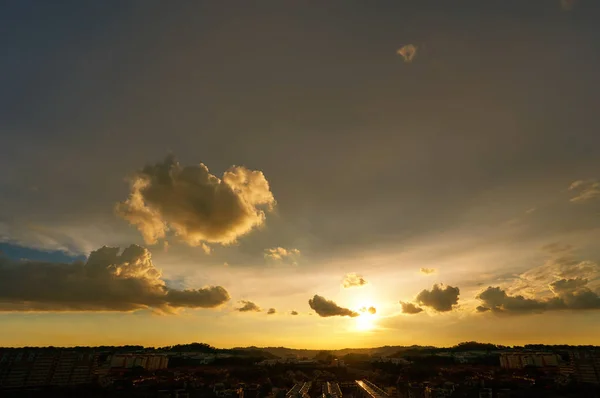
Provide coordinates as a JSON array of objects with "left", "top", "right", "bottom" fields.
[
  {"left": 116, "top": 155, "right": 275, "bottom": 247},
  {"left": 0, "top": 245, "right": 230, "bottom": 312}
]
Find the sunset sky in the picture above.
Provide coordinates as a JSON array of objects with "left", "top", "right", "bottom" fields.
[{"left": 1, "top": 0, "right": 599, "bottom": 349}]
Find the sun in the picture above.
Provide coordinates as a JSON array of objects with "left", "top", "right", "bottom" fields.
[{"left": 355, "top": 311, "right": 377, "bottom": 331}]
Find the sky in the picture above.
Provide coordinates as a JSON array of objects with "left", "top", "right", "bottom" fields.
[{"left": 1, "top": 0, "right": 600, "bottom": 349}]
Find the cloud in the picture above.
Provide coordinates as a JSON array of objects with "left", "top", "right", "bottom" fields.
[
  {"left": 267, "top": 308, "right": 276, "bottom": 315},
  {"left": 488, "top": 244, "right": 600, "bottom": 314},
  {"left": 342, "top": 273, "right": 368, "bottom": 288},
  {"left": 367, "top": 306, "right": 376, "bottom": 315},
  {"left": 0, "top": 245, "right": 230, "bottom": 312},
  {"left": 514, "top": 249, "right": 600, "bottom": 295},
  {"left": 549, "top": 277, "right": 588, "bottom": 295},
  {"left": 568, "top": 180, "right": 600, "bottom": 203},
  {"left": 116, "top": 155, "right": 275, "bottom": 247},
  {"left": 290, "top": 310, "right": 299, "bottom": 315},
  {"left": 476, "top": 287, "right": 547, "bottom": 314},
  {"left": 415, "top": 284, "right": 460, "bottom": 312},
  {"left": 525, "top": 207, "right": 536, "bottom": 214},
  {"left": 400, "top": 301, "right": 423, "bottom": 314},
  {"left": 264, "top": 247, "right": 300, "bottom": 262},
  {"left": 237, "top": 300, "right": 262, "bottom": 312},
  {"left": 477, "top": 278, "right": 600, "bottom": 314},
  {"left": 560, "top": 0, "right": 577, "bottom": 11},
  {"left": 308, "top": 295, "right": 359, "bottom": 318},
  {"left": 420, "top": 267, "right": 436, "bottom": 275},
  {"left": 397, "top": 44, "right": 417, "bottom": 63},
  {"left": 200, "top": 243, "right": 212, "bottom": 254},
  {"left": 476, "top": 305, "right": 491, "bottom": 313}
]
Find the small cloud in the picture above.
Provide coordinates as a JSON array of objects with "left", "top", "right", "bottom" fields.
[
  {"left": 525, "top": 207, "right": 536, "bottom": 214},
  {"left": 400, "top": 301, "right": 423, "bottom": 314},
  {"left": 308, "top": 295, "right": 359, "bottom": 318},
  {"left": 264, "top": 247, "right": 300, "bottom": 262},
  {"left": 416, "top": 284, "right": 460, "bottom": 312},
  {"left": 163, "top": 241, "right": 169, "bottom": 252},
  {"left": 476, "top": 306, "right": 490, "bottom": 313},
  {"left": 200, "top": 243, "right": 212, "bottom": 254},
  {"left": 569, "top": 180, "right": 600, "bottom": 203},
  {"left": 223, "top": 262, "right": 229, "bottom": 267},
  {"left": 397, "top": 44, "right": 417, "bottom": 63},
  {"left": 237, "top": 300, "right": 261, "bottom": 312},
  {"left": 420, "top": 267, "right": 436, "bottom": 275},
  {"left": 367, "top": 306, "right": 376, "bottom": 315},
  {"left": 560, "top": 0, "right": 578, "bottom": 11},
  {"left": 267, "top": 308, "right": 276, "bottom": 315},
  {"left": 342, "top": 273, "right": 368, "bottom": 288},
  {"left": 290, "top": 310, "right": 299, "bottom": 316}
]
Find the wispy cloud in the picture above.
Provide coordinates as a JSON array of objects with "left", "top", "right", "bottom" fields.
[
  {"left": 476, "top": 278, "right": 600, "bottom": 314},
  {"left": 560, "top": 0, "right": 578, "bottom": 11},
  {"left": 569, "top": 180, "right": 600, "bottom": 203},
  {"left": 475, "top": 243, "right": 600, "bottom": 314},
  {"left": 542, "top": 242, "right": 574, "bottom": 254},
  {"left": 264, "top": 247, "right": 300, "bottom": 263},
  {"left": 420, "top": 267, "right": 436, "bottom": 275}
]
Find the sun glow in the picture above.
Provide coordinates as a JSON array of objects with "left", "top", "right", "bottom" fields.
[{"left": 355, "top": 311, "right": 377, "bottom": 331}]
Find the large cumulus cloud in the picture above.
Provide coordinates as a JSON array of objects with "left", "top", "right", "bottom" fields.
[
  {"left": 0, "top": 245, "right": 230, "bottom": 312},
  {"left": 116, "top": 155, "right": 275, "bottom": 247},
  {"left": 308, "top": 295, "right": 359, "bottom": 317},
  {"left": 415, "top": 284, "right": 460, "bottom": 312}
]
